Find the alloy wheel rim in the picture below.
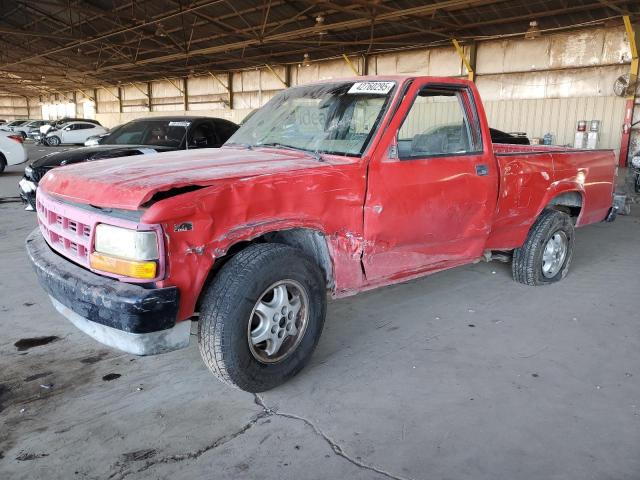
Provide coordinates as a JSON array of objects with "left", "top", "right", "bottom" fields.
[
  {"left": 247, "top": 279, "right": 309, "bottom": 363},
  {"left": 542, "top": 230, "right": 568, "bottom": 278}
]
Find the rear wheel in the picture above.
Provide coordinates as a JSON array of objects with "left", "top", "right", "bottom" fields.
[
  {"left": 0, "top": 154, "right": 6, "bottom": 174},
  {"left": 47, "top": 136, "right": 60, "bottom": 146},
  {"left": 198, "top": 243, "right": 327, "bottom": 392},
  {"left": 512, "top": 209, "right": 575, "bottom": 286}
]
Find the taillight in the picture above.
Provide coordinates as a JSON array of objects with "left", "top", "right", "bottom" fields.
[{"left": 8, "top": 134, "right": 23, "bottom": 144}]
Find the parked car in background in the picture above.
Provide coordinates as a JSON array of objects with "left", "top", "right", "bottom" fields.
[
  {"left": 84, "top": 124, "right": 120, "bottom": 146},
  {"left": 38, "top": 118, "right": 102, "bottom": 138},
  {"left": 0, "top": 119, "right": 7, "bottom": 125},
  {"left": 44, "top": 121, "right": 108, "bottom": 146},
  {"left": 489, "top": 128, "right": 530, "bottom": 145},
  {"left": 19, "top": 116, "right": 239, "bottom": 209},
  {"left": 0, "top": 131, "right": 27, "bottom": 173},
  {"left": 15, "top": 120, "right": 48, "bottom": 138},
  {"left": 1, "top": 120, "right": 28, "bottom": 131}
]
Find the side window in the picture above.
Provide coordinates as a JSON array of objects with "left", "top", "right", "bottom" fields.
[
  {"left": 188, "top": 121, "right": 218, "bottom": 147},
  {"left": 78, "top": 123, "right": 94, "bottom": 130},
  {"left": 215, "top": 120, "right": 239, "bottom": 143},
  {"left": 397, "top": 87, "right": 480, "bottom": 160}
]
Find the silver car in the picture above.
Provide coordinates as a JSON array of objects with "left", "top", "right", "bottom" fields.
[
  {"left": 15, "top": 120, "right": 48, "bottom": 138},
  {"left": 0, "top": 120, "right": 28, "bottom": 132}
]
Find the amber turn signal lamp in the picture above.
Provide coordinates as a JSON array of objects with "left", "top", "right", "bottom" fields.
[{"left": 90, "top": 253, "right": 157, "bottom": 279}]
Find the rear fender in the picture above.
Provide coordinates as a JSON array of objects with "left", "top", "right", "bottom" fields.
[{"left": 538, "top": 182, "right": 585, "bottom": 225}]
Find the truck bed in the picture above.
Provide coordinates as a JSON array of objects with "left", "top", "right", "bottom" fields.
[{"left": 486, "top": 144, "right": 616, "bottom": 250}]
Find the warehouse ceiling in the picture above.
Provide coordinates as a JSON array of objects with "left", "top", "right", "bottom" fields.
[{"left": 0, "top": 0, "right": 638, "bottom": 96}]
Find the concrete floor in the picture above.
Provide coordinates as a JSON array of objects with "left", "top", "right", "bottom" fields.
[{"left": 1, "top": 146, "right": 640, "bottom": 480}]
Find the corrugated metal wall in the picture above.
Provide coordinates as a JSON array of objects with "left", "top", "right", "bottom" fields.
[
  {"left": 484, "top": 96, "right": 627, "bottom": 149},
  {"left": 3, "top": 25, "right": 633, "bottom": 156}
]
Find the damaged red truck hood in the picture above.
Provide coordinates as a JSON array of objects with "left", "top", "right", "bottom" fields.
[{"left": 39, "top": 146, "right": 334, "bottom": 210}]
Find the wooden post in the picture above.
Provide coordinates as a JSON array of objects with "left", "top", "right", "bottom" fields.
[
  {"left": 285, "top": 64, "right": 291, "bottom": 88},
  {"left": 183, "top": 77, "right": 189, "bottom": 111},
  {"left": 117, "top": 86, "right": 123, "bottom": 113},
  {"left": 228, "top": 73, "right": 234, "bottom": 110},
  {"left": 147, "top": 82, "right": 152, "bottom": 112},
  {"left": 94, "top": 88, "right": 99, "bottom": 114}
]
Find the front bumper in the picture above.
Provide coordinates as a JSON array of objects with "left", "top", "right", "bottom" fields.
[
  {"left": 26, "top": 229, "right": 189, "bottom": 355},
  {"left": 18, "top": 177, "right": 36, "bottom": 211}
]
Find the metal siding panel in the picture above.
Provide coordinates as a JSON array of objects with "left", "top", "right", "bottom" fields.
[{"left": 477, "top": 95, "right": 624, "bottom": 150}]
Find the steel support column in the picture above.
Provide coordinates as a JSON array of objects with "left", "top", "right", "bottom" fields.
[{"left": 619, "top": 16, "right": 638, "bottom": 167}]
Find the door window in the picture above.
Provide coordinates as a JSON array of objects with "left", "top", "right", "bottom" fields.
[
  {"left": 188, "top": 121, "right": 218, "bottom": 148},
  {"left": 215, "top": 120, "right": 239, "bottom": 143},
  {"left": 397, "top": 87, "right": 481, "bottom": 159}
]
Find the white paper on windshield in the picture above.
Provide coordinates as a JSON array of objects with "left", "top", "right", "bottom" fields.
[
  {"left": 168, "top": 121, "right": 191, "bottom": 127},
  {"left": 138, "top": 148, "right": 158, "bottom": 155},
  {"left": 348, "top": 81, "right": 394, "bottom": 94}
]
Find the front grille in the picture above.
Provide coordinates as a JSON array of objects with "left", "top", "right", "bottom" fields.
[
  {"left": 36, "top": 193, "right": 93, "bottom": 267},
  {"left": 35, "top": 190, "right": 165, "bottom": 283},
  {"left": 29, "top": 167, "right": 49, "bottom": 183}
]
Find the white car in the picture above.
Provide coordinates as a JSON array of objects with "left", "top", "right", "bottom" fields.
[
  {"left": 45, "top": 121, "right": 108, "bottom": 146},
  {"left": 0, "top": 131, "right": 28, "bottom": 173},
  {"left": 1, "top": 120, "right": 29, "bottom": 132},
  {"left": 15, "top": 120, "right": 48, "bottom": 138}
]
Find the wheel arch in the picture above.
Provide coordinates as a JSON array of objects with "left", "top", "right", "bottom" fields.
[
  {"left": 546, "top": 189, "right": 584, "bottom": 220},
  {"left": 196, "top": 226, "right": 335, "bottom": 313}
]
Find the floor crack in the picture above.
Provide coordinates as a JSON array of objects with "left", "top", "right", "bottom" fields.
[
  {"left": 254, "top": 394, "right": 417, "bottom": 480},
  {"left": 109, "top": 407, "right": 270, "bottom": 480},
  {"left": 111, "top": 394, "right": 416, "bottom": 480}
]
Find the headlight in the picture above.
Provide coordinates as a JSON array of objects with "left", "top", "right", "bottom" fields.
[
  {"left": 90, "top": 224, "right": 159, "bottom": 279},
  {"left": 631, "top": 156, "right": 640, "bottom": 169}
]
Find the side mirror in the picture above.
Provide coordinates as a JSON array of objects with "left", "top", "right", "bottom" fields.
[{"left": 63, "top": 127, "right": 71, "bottom": 131}]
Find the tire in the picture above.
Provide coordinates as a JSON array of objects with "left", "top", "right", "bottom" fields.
[
  {"left": 47, "top": 136, "right": 60, "bottom": 146},
  {"left": 198, "top": 243, "right": 327, "bottom": 392},
  {"left": 0, "top": 154, "right": 5, "bottom": 174},
  {"left": 512, "top": 209, "right": 575, "bottom": 286}
]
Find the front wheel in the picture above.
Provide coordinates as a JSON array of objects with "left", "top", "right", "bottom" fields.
[
  {"left": 512, "top": 209, "right": 575, "bottom": 286},
  {"left": 47, "top": 136, "right": 61, "bottom": 146},
  {"left": 198, "top": 243, "right": 327, "bottom": 392}
]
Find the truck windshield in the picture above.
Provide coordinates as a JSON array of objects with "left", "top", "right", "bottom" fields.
[{"left": 225, "top": 81, "right": 396, "bottom": 157}]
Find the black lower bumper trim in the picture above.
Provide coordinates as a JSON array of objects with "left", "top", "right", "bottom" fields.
[{"left": 26, "top": 229, "right": 179, "bottom": 334}]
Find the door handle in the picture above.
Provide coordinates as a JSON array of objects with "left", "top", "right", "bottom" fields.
[{"left": 475, "top": 164, "right": 488, "bottom": 176}]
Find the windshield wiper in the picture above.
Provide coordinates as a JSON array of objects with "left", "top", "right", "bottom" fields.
[
  {"left": 257, "top": 142, "right": 324, "bottom": 162},
  {"left": 225, "top": 142, "right": 253, "bottom": 150}
]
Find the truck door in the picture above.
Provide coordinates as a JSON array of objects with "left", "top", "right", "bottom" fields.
[{"left": 362, "top": 82, "right": 498, "bottom": 282}]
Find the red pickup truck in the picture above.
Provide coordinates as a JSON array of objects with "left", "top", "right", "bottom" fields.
[{"left": 27, "top": 76, "right": 619, "bottom": 392}]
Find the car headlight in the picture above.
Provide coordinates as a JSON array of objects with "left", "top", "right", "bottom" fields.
[
  {"left": 631, "top": 156, "right": 640, "bottom": 169},
  {"left": 90, "top": 224, "right": 160, "bottom": 279}
]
